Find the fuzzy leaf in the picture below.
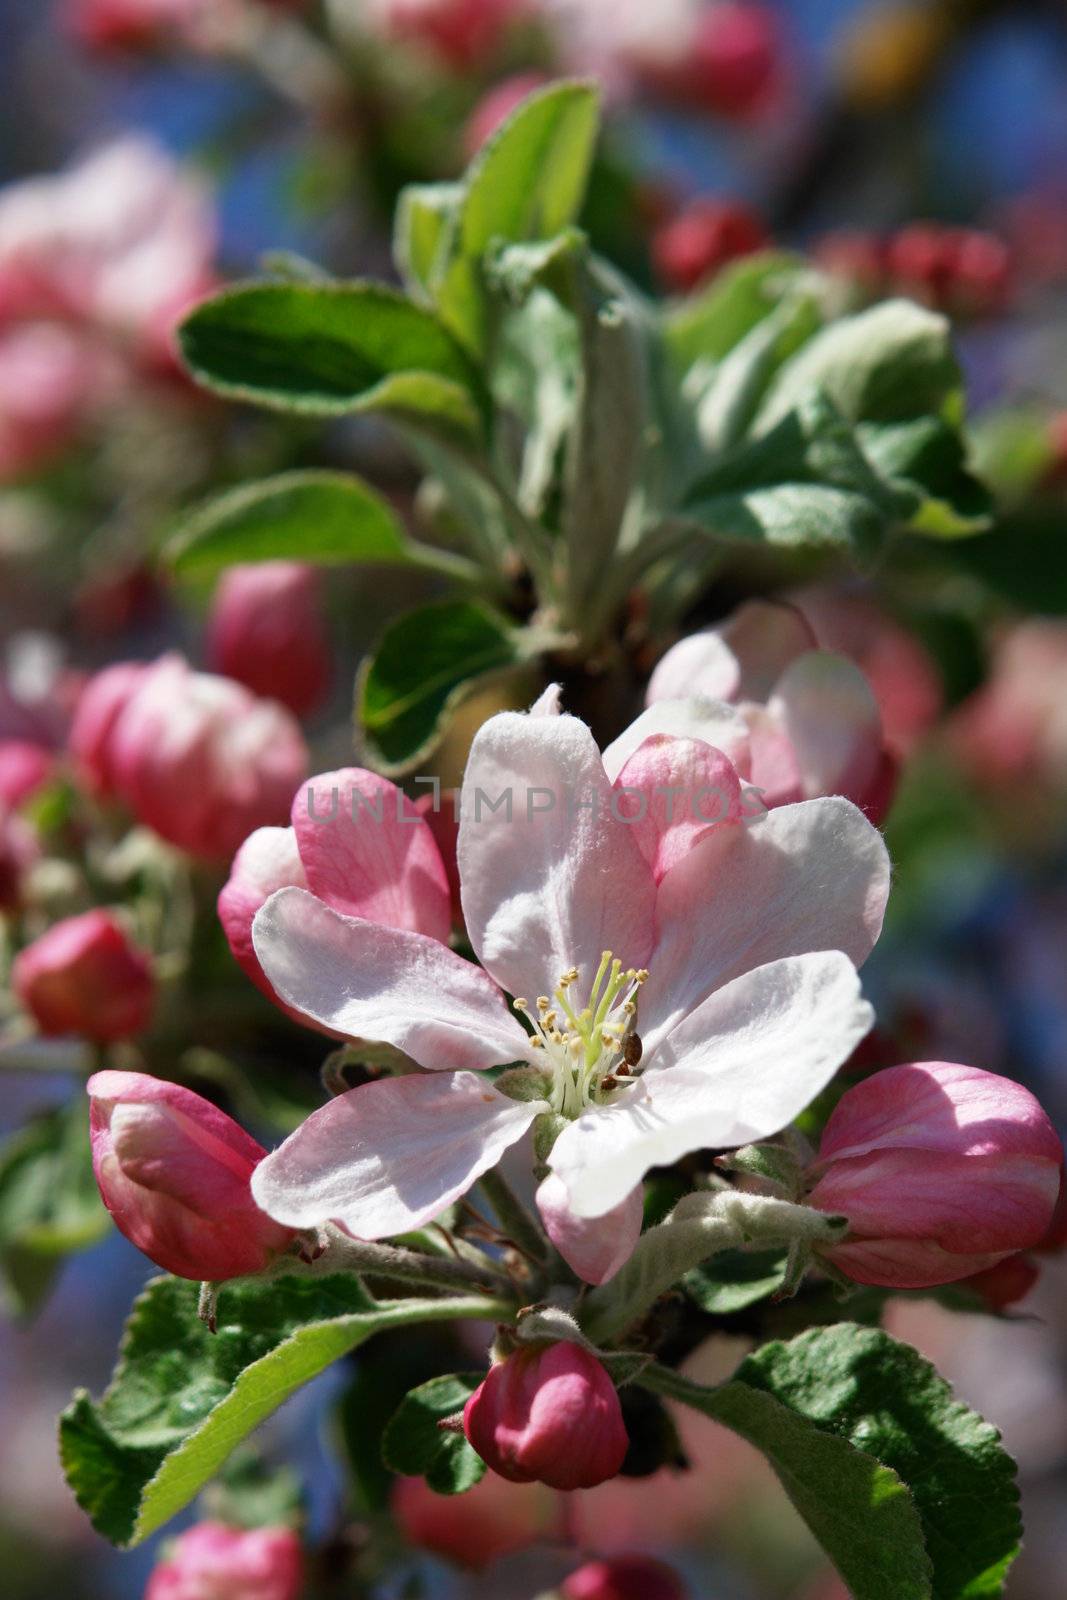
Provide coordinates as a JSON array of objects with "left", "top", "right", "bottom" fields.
[
  {"left": 382, "top": 1374, "right": 486, "bottom": 1495},
  {"left": 358, "top": 599, "right": 526, "bottom": 774},
  {"left": 166, "top": 471, "right": 417, "bottom": 577},
  {"left": 59, "top": 1274, "right": 504, "bottom": 1547}
]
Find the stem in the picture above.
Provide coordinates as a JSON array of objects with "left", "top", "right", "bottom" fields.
[
  {"left": 478, "top": 1170, "right": 551, "bottom": 1265},
  {"left": 581, "top": 1191, "right": 847, "bottom": 1345},
  {"left": 295, "top": 1227, "right": 516, "bottom": 1298}
]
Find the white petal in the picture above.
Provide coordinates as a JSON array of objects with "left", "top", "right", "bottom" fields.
[
  {"left": 641, "top": 795, "right": 890, "bottom": 1047},
  {"left": 253, "top": 887, "right": 533, "bottom": 1070},
  {"left": 536, "top": 1172, "right": 643, "bottom": 1284},
  {"left": 529, "top": 683, "right": 563, "bottom": 717},
  {"left": 769, "top": 652, "right": 883, "bottom": 801},
  {"left": 252, "top": 1072, "right": 545, "bottom": 1237},
  {"left": 551, "top": 951, "right": 873, "bottom": 1217},
  {"left": 602, "top": 698, "right": 751, "bottom": 782},
  {"left": 458, "top": 711, "right": 656, "bottom": 997}
]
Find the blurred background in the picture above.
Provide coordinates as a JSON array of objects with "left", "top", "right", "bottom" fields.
[{"left": 3, "top": 1, "right": 1067, "bottom": 1595}]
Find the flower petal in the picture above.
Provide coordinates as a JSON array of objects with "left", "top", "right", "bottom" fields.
[
  {"left": 536, "top": 1172, "right": 643, "bottom": 1284},
  {"left": 551, "top": 951, "right": 873, "bottom": 1217},
  {"left": 293, "top": 768, "right": 451, "bottom": 942},
  {"left": 253, "top": 887, "right": 533, "bottom": 1070},
  {"left": 613, "top": 735, "right": 743, "bottom": 884},
  {"left": 602, "top": 699, "right": 750, "bottom": 783},
  {"left": 252, "top": 1072, "right": 545, "bottom": 1237},
  {"left": 640, "top": 795, "right": 890, "bottom": 1046},
  {"left": 769, "top": 652, "right": 884, "bottom": 805},
  {"left": 459, "top": 711, "right": 656, "bottom": 997},
  {"left": 647, "top": 602, "right": 815, "bottom": 705}
]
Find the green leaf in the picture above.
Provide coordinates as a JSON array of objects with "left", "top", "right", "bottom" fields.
[
  {"left": 683, "top": 391, "right": 914, "bottom": 558},
  {"left": 179, "top": 282, "right": 486, "bottom": 443},
  {"left": 358, "top": 600, "right": 526, "bottom": 774},
  {"left": 166, "top": 471, "right": 416, "bottom": 578},
  {"left": 693, "top": 293, "right": 823, "bottom": 455},
  {"left": 382, "top": 1374, "right": 486, "bottom": 1496},
  {"left": 683, "top": 1248, "right": 789, "bottom": 1315},
  {"left": 739, "top": 1324, "right": 1021, "bottom": 1598},
  {"left": 437, "top": 81, "right": 601, "bottom": 350},
  {"left": 395, "top": 182, "right": 464, "bottom": 300},
  {"left": 662, "top": 252, "right": 809, "bottom": 371},
  {"left": 461, "top": 81, "right": 600, "bottom": 259},
  {"left": 858, "top": 419, "right": 991, "bottom": 538},
  {"left": 757, "top": 299, "right": 962, "bottom": 431},
  {"left": 0, "top": 1099, "right": 108, "bottom": 1316},
  {"left": 59, "top": 1274, "right": 509, "bottom": 1548},
  {"left": 640, "top": 1360, "right": 931, "bottom": 1600}
]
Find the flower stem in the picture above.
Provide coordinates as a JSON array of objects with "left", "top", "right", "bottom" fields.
[
  {"left": 478, "top": 1169, "right": 551, "bottom": 1265},
  {"left": 291, "top": 1226, "right": 516, "bottom": 1299}
]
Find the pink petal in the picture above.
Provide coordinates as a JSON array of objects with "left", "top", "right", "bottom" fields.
[
  {"left": 768, "top": 652, "right": 884, "bottom": 807},
  {"left": 251, "top": 1072, "right": 546, "bottom": 1236},
  {"left": 612, "top": 735, "right": 743, "bottom": 883},
  {"left": 536, "top": 1172, "right": 643, "bottom": 1284},
  {"left": 529, "top": 683, "right": 562, "bottom": 717},
  {"left": 822, "top": 1237, "right": 1009, "bottom": 1290},
  {"left": 647, "top": 602, "right": 815, "bottom": 705},
  {"left": 816, "top": 1062, "right": 1065, "bottom": 1166},
  {"left": 641, "top": 796, "right": 890, "bottom": 1048},
  {"left": 217, "top": 826, "right": 307, "bottom": 1005},
  {"left": 602, "top": 700, "right": 751, "bottom": 783},
  {"left": 252, "top": 887, "right": 533, "bottom": 1070},
  {"left": 458, "top": 712, "right": 656, "bottom": 999},
  {"left": 293, "top": 768, "right": 451, "bottom": 942},
  {"left": 742, "top": 703, "right": 804, "bottom": 808},
  {"left": 552, "top": 952, "right": 872, "bottom": 1219}
]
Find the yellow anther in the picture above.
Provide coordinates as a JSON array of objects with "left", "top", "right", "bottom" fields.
[
  {"left": 634, "top": 969, "right": 649, "bottom": 984},
  {"left": 537, "top": 996, "right": 551, "bottom": 1012},
  {"left": 530, "top": 1036, "right": 544, "bottom": 1049},
  {"left": 513, "top": 997, "right": 528, "bottom": 1011}
]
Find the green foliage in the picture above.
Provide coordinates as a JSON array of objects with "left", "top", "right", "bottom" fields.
[
  {"left": 382, "top": 1374, "right": 486, "bottom": 1495},
  {"left": 0, "top": 1099, "right": 108, "bottom": 1317},
  {"left": 683, "top": 1248, "right": 789, "bottom": 1315},
  {"left": 357, "top": 599, "right": 527, "bottom": 773},
  {"left": 643, "top": 1322, "right": 1021, "bottom": 1600},
  {"left": 59, "top": 1273, "right": 505, "bottom": 1548},
  {"left": 179, "top": 282, "right": 486, "bottom": 443},
  {"left": 166, "top": 470, "right": 420, "bottom": 577}
]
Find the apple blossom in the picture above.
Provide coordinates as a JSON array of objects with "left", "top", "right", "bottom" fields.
[
  {"left": 463, "top": 1341, "right": 628, "bottom": 1489},
  {"left": 648, "top": 601, "right": 897, "bottom": 821},
  {"left": 0, "top": 138, "right": 216, "bottom": 366},
  {"left": 66, "top": 0, "right": 207, "bottom": 53},
  {"left": 790, "top": 586, "right": 942, "bottom": 755},
  {"left": 562, "top": 1554, "right": 688, "bottom": 1600},
  {"left": 808, "top": 1063, "right": 1063, "bottom": 1288},
  {"left": 89, "top": 1070, "right": 296, "bottom": 1281},
  {"left": 0, "top": 322, "right": 114, "bottom": 481},
  {"left": 219, "top": 769, "right": 453, "bottom": 1010},
  {"left": 207, "top": 561, "right": 331, "bottom": 717},
  {"left": 683, "top": 1, "right": 781, "bottom": 118},
  {"left": 145, "top": 1521, "right": 303, "bottom": 1600},
  {"left": 14, "top": 911, "right": 155, "bottom": 1042},
  {"left": 887, "top": 223, "right": 1012, "bottom": 319},
  {"left": 70, "top": 654, "right": 308, "bottom": 860},
  {"left": 248, "top": 695, "right": 886, "bottom": 1278},
  {"left": 949, "top": 621, "right": 1067, "bottom": 790}
]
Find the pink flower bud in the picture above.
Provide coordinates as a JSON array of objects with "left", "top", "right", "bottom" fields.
[
  {"left": 0, "top": 739, "right": 55, "bottom": 807},
  {"left": 958, "top": 1253, "right": 1041, "bottom": 1312},
  {"left": 14, "top": 911, "right": 154, "bottom": 1041},
  {"left": 207, "top": 562, "right": 331, "bottom": 718},
  {"left": 71, "top": 655, "right": 308, "bottom": 860},
  {"left": 145, "top": 1521, "right": 303, "bottom": 1600},
  {"left": 562, "top": 1554, "right": 689, "bottom": 1600},
  {"left": 463, "top": 1342, "right": 628, "bottom": 1491},
  {"left": 690, "top": 1, "right": 781, "bottom": 119},
  {"left": 67, "top": 660, "right": 152, "bottom": 797},
  {"left": 391, "top": 1472, "right": 545, "bottom": 1570},
  {"left": 809, "top": 1062, "right": 1064, "bottom": 1288},
  {"left": 652, "top": 199, "right": 769, "bottom": 294},
  {"left": 89, "top": 1070, "right": 295, "bottom": 1281}
]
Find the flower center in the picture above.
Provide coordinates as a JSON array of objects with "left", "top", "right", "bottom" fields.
[{"left": 513, "top": 951, "right": 648, "bottom": 1119}]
